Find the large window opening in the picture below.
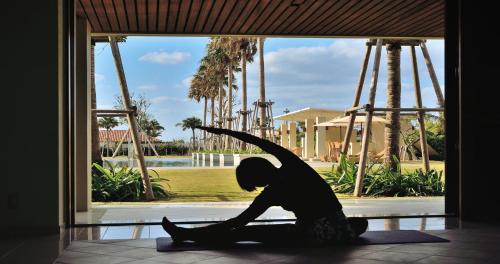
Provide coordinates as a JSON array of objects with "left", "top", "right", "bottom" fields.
[{"left": 74, "top": 36, "right": 445, "bottom": 225}]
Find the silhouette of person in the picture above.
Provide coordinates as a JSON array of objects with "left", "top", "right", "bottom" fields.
[{"left": 162, "top": 126, "right": 367, "bottom": 246}]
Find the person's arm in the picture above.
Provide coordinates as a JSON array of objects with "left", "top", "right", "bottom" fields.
[{"left": 197, "top": 126, "right": 298, "bottom": 163}]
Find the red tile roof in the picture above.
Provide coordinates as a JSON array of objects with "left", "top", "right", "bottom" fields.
[{"left": 99, "top": 130, "right": 160, "bottom": 143}]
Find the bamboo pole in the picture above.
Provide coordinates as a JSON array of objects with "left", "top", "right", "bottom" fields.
[
  {"left": 108, "top": 36, "right": 155, "bottom": 200},
  {"left": 420, "top": 42, "right": 445, "bottom": 108},
  {"left": 354, "top": 39, "right": 383, "bottom": 197},
  {"left": 145, "top": 136, "right": 160, "bottom": 157},
  {"left": 112, "top": 129, "right": 130, "bottom": 158},
  {"left": 342, "top": 44, "right": 372, "bottom": 154},
  {"left": 410, "top": 46, "right": 430, "bottom": 172}
]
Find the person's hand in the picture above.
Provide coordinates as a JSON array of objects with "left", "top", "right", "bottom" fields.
[{"left": 196, "top": 126, "right": 223, "bottom": 135}]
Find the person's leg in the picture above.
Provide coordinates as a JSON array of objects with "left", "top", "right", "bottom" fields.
[
  {"left": 162, "top": 217, "right": 297, "bottom": 245},
  {"left": 347, "top": 217, "right": 368, "bottom": 237}
]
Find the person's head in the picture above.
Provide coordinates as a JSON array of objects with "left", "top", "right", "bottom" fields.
[{"left": 236, "top": 157, "right": 278, "bottom": 192}]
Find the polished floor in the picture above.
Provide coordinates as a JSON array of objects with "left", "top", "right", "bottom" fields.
[
  {"left": 3, "top": 217, "right": 500, "bottom": 264},
  {"left": 77, "top": 197, "right": 444, "bottom": 224}
]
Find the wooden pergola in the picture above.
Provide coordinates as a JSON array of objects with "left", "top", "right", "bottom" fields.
[{"left": 77, "top": 0, "right": 444, "bottom": 38}]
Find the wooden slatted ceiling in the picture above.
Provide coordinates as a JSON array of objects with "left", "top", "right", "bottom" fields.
[{"left": 76, "top": 0, "right": 444, "bottom": 38}]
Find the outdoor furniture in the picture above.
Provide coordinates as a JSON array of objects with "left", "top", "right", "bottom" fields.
[{"left": 291, "top": 147, "right": 302, "bottom": 157}]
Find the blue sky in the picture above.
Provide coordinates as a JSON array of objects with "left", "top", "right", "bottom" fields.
[{"left": 95, "top": 37, "right": 444, "bottom": 141}]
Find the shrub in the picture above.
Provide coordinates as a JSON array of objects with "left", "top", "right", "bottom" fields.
[
  {"left": 324, "top": 155, "right": 370, "bottom": 193},
  {"left": 92, "top": 162, "right": 169, "bottom": 202},
  {"left": 322, "top": 156, "right": 444, "bottom": 197}
]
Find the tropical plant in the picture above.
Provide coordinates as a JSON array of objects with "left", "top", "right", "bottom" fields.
[
  {"left": 384, "top": 42, "right": 402, "bottom": 170},
  {"left": 237, "top": 37, "right": 258, "bottom": 150},
  {"left": 322, "top": 156, "right": 444, "bottom": 197},
  {"left": 98, "top": 116, "right": 119, "bottom": 156},
  {"left": 324, "top": 155, "right": 373, "bottom": 193},
  {"left": 143, "top": 119, "right": 164, "bottom": 138},
  {"left": 92, "top": 162, "right": 169, "bottom": 202},
  {"left": 177, "top": 117, "right": 202, "bottom": 150}
]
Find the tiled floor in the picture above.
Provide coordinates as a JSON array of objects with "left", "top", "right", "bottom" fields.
[
  {"left": 3, "top": 218, "right": 500, "bottom": 264},
  {"left": 77, "top": 197, "right": 444, "bottom": 224}
]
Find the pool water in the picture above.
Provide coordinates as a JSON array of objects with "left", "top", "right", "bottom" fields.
[{"left": 104, "top": 157, "right": 230, "bottom": 168}]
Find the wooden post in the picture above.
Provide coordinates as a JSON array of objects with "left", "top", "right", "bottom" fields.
[
  {"left": 420, "top": 42, "right": 445, "bottom": 108},
  {"left": 354, "top": 39, "right": 383, "bottom": 197},
  {"left": 145, "top": 136, "right": 160, "bottom": 157},
  {"left": 108, "top": 37, "right": 155, "bottom": 200},
  {"left": 342, "top": 44, "right": 372, "bottom": 154},
  {"left": 410, "top": 46, "right": 430, "bottom": 172},
  {"left": 112, "top": 129, "right": 130, "bottom": 158}
]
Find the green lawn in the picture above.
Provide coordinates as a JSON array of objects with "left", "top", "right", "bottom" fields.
[{"left": 144, "top": 161, "right": 445, "bottom": 203}]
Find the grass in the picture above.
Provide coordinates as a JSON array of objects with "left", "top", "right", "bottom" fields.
[{"left": 93, "top": 161, "right": 444, "bottom": 204}]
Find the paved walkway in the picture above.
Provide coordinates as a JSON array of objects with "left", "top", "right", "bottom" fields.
[{"left": 76, "top": 197, "right": 444, "bottom": 224}]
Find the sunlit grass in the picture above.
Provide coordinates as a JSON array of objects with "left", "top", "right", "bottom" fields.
[{"left": 92, "top": 161, "right": 443, "bottom": 204}]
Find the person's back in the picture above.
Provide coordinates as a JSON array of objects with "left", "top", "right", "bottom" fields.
[{"left": 161, "top": 127, "right": 368, "bottom": 246}]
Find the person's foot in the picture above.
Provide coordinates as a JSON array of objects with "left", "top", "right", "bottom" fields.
[
  {"left": 347, "top": 217, "right": 368, "bottom": 237},
  {"left": 162, "top": 217, "right": 185, "bottom": 242}
]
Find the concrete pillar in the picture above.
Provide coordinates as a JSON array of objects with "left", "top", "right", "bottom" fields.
[
  {"left": 316, "top": 117, "right": 327, "bottom": 158},
  {"left": 289, "top": 122, "right": 297, "bottom": 149},
  {"left": 304, "top": 119, "right": 315, "bottom": 158},
  {"left": 75, "top": 17, "right": 91, "bottom": 212},
  {"left": 280, "top": 123, "right": 289, "bottom": 148}
]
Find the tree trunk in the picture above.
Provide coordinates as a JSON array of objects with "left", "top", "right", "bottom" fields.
[
  {"left": 226, "top": 64, "right": 233, "bottom": 149},
  {"left": 258, "top": 38, "right": 267, "bottom": 139},
  {"left": 241, "top": 54, "right": 248, "bottom": 150},
  {"left": 90, "top": 43, "right": 101, "bottom": 163},
  {"left": 191, "top": 129, "right": 196, "bottom": 150},
  {"left": 203, "top": 96, "right": 207, "bottom": 142},
  {"left": 384, "top": 43, "right": 402, "bottom": 170},
  {"left": 210, "top": 96, "right": 215, "bottom": 127},
  {"left": 218, "top": 83, "right": 223, "bottom": 129}
]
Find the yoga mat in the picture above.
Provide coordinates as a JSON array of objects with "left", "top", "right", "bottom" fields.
[{"left": 156, "top": 230, "right": 449, "bottom": 252}]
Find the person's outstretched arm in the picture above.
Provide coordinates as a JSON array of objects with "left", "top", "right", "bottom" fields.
[
  {"left": 190, "top": 192, "right": 271, "bottom": 232},
  {"left": 197, "top": 126, "right": 298, "bottom": 163}
]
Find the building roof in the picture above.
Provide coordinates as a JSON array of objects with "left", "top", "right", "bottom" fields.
[
  {"left": 77, "top": 0, "right": 444, "bottom": 38},
  {"left": 315, "top": 115, "right": 388, "bottom": 126},
  {"left": 274, "top": 107, "right": 344, "bottom": 121},
  {"left": 99, "top": 130, "right": 160, "bottom": 143}
]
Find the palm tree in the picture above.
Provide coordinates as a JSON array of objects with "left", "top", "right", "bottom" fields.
[
  {"left": 384, "top": 42, "right": 402, "bottom": 170},
  {"left": 237, "top": 37, "right": 258, "bottom": 150},
  {"left": 98, "top": 116, "right": 119, "bottom": 157},
  {"left": 258, "top": 37, "right": 267, "bottom": 139},
  {"left": 177, "top": 117, "right": 202, "bottom": 151},
  {"left": 143, "top": 118, "right": 164, "bottom": 156}
]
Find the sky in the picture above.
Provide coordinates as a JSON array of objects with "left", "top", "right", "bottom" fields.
[{"left": 95, "top": 37, "right": 444, "bottom": 141}]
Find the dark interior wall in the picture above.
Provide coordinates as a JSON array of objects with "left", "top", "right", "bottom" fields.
[
  {"left": 456, "top": 0, "right": 500, "bottom": 221},
  {"left": 1, "top": 1, "right": 67, "bottom": 234}
]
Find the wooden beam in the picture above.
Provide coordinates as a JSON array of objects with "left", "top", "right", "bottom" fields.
[
  {"left": 354, "top": 39, "right": 383, "bottom": 197},
  {"left": 410, "top": 46, "right": 430, "bottom": 172},
  {"left": 371, "top": 107, "right": 444, "bottom": 112},
  {"left": 108, "top": 36, "right": 155, "bottom": 200},
  {"left": 420, "top": 41, "right": 445, "bottom": 107},
  {"left": 341, "top": 44, "right": 372, "bottom": 154}
]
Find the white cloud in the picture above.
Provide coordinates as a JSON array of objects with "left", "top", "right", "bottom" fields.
[
  {"left": 151, "top": 96, "right": 188, "bottom": 104},
  {"left": 138, "top": 51, "right": 191, "bottom": 64},
  {"left": 95, "top": 73, "right": 105, "bottom": 82},
  {"left": 241, "top": 39, "right": 444, "bottom": 113},
  {"left": 138, "top": 84, "right": 159, "bottom": 91}
]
